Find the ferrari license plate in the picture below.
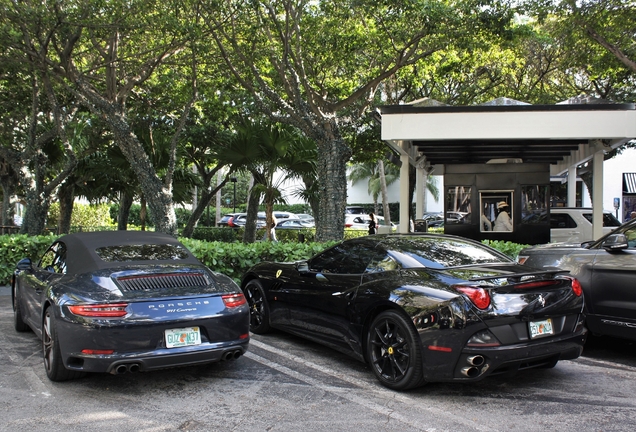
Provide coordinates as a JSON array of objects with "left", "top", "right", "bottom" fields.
[
  {"left": 165, "top": 327, "right": 201, "bottom": 348},
  {"left": 529, "top": 318, "right": 553, "bottom": 339}
]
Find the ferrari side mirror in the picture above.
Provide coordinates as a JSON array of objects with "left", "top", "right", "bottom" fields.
[
  {"left": 296, "top": 261, "right": 310, "bottom": 273},
  {"left": 16, "top": 258, "right": 33, "bottom": 271}
]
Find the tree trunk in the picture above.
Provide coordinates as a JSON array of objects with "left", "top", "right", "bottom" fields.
[
  {"left": 313, "top": 132, "right": 350, "bottom": 242},
  {"left": 0, "top": 176, "right": 17, "bottom": 227},
  {"left": 242, "top": 186, "right": 261, "bottom": 243},
  {"left": 140, "top": 194, "right": 147, "bottom": 231},
  {"left": 95, "top": 104, "right": 177, "bottom": 235},
  {"left": 57, "top": 180, "right": 75, "bottom": 234},
  {"left": 182, "top": 171, "right": 228, "bottom": 238},
  {"left": 118, "top": 190, "right": 134, "bottom": 230},
  {"left": 20, "top": 190, "right": 50, "bottom": 235},
  {"left": 182, "top": 187, "right": 222, "bottom": 237}
]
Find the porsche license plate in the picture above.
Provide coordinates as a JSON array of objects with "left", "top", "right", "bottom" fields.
[
  {"left": 529, "top": 319, "right": 553, "bottom": 339},
  {"left": 165, "top": 327, "right": 201, "bottom": 348}
]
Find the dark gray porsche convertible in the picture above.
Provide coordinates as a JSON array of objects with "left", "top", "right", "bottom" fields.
[
  {"left": 12, "top": 231, "right": 250, "bottom": 381},
  {"left": 241, "top": 234, "right": 587, "bottom": 390}
]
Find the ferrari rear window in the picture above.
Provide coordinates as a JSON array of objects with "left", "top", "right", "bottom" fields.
[
  {"left": 386, "top": 237, "right": 509, "bottom": 269},
  {"left": 95, "top": 244, "right": 190, "bottom": 262}
]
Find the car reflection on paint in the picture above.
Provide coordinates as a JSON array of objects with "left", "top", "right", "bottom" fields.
[
  {"left": 241, "top": 233, "right": 586, "bottom": 390},
  {"left": 12, "top": 231, "right": 250, "bottom": 381}
]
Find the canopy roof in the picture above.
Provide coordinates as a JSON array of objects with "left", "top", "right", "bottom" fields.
[{"left": 379, "top": 98, "right": 636, "bottom": 174}]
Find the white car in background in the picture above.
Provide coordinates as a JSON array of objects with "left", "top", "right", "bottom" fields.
[
  {"left": 344, "top": 214, "right": 396, "bottom": 232},
  {"left": 550, "top": 208, "right": 621, "bottom": 243}
]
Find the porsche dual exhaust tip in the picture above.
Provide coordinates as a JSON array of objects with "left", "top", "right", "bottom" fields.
[
  {"left": 113, "top": 363, "right": 141, "bottom": 375},
  {"left": 221, "top": 349, "right": 243, "bottom": 361}
]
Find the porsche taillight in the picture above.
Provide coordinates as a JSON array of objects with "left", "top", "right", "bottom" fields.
[
  {"left": 453, "top": 285, "right": 491, "bottom": 310},
  {"left": 222, "top": 293, "right": 246, "bottom": 308},
  {"left": 68, "top": 303, "right": 129, "bottom": 317}
]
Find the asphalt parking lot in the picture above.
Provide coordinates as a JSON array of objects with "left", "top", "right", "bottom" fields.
[{"left": 1, "top": 286, "right": 635, "bottom": 431}]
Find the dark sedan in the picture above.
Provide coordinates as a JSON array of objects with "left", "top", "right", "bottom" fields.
[
  {"left": 518, "top": 217, "right": 636, "bottom": 342},
  {"left": 12, "top": 231, "right": 250, "bottom": 381},
  {"left": 241, "top": 234, "right": 586, "bottom": 390}
]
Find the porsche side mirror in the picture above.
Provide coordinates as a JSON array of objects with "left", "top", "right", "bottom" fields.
[
  {"left": 601, "top": 234, "right": 629, "bottom": 252},
  {"left": 296, "top": 261, "right": 310, "bottom": 273},
  {"left": 16, "top": 258, "right": 33, "bottom": 271}
]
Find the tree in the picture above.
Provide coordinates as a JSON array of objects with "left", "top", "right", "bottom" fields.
[
  {"left": 200, "top": 0, "right": 512, "bottom": 241},
  {"left": 219, "top": 120, "right": 316, "bottom": 242},
  {"left": 1, "top": 0, "right": 204, "bottom": 234}
]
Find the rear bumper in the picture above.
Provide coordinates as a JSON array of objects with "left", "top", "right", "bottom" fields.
[
  {"left": 451, "top": 328, "right": 587, "bottom": 381},
  {"left": 64, "top": 340, "right": 250, "bottom": 374}
]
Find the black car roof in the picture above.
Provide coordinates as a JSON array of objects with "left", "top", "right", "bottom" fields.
[{"left": 56, "top": 231, "right": 201, "bottom": 274}]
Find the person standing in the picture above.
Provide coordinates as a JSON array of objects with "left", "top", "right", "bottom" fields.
[
  {"left": 493, "top": 202, "right": 513, "bottom": 231},
  {"left": 368, "top": 213, "right": 377, "bottom": 235}
]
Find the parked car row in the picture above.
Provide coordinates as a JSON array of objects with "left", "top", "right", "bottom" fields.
[
  {"left": 218, "top": 211, "right": 315, "bottom": 229},
  {"left": 11, "top": 214, "right": 633, "bottom": 390}
]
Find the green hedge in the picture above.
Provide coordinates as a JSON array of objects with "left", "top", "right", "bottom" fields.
[
  {"left": 0, "top": 234, "right": 58, "bottom": 285},
  {"left": 0, "top": 233, "right": 528, "bottom": 286}
]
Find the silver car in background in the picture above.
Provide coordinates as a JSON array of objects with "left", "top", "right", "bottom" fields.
[{"left": 518, "top": 218, "right": 636, "bottom": 341}]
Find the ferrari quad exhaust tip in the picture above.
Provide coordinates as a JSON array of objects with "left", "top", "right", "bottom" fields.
[
  {"left": 461, "top": 366, "right": 480, "bottom": 378},
  {"left": 467, "top": 355, "right": 485, "bottom": 366}
]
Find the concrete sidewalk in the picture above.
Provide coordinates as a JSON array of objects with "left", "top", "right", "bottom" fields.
[{"left": 0, "top": 285, "right": 9, "bottom": 296}]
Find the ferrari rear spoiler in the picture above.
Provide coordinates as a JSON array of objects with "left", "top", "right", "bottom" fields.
[{"left": 468, "top": 268, "right": 569, "bottom": 282}]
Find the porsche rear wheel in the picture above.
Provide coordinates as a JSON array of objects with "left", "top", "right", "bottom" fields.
[
  {"left": 13, "top": 284, "right": 29, "bottom": 333},
  {"left": 42, "top": 308, "right": 84, "bottom": 381},
  {"left": 367, "top": 310, "right": 425, "bottom": 391},
  {"left": 243, "top": 280, "right": 272, "bottom": 334}
]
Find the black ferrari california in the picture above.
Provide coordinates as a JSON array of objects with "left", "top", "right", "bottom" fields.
[
  {"left": 241, "top": 234, "right": 587, "bottom": 390},
  {"left": 12, "top": 231, "right": 250, "bottom": 381}
]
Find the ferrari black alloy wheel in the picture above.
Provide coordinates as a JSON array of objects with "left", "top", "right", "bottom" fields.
[
  {"left": 243, "top": 280, "right": 272, "bottom": 334},
  {"left": 12, "top": 285, "right": 29, "bottom": 332},
  {"left": 367, "top": 310, "right": 425, "bottom": 390},
  {"left": 42, "top": 308, "right": 84, "bottom": 381}
]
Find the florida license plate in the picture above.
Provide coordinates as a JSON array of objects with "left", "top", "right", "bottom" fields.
[
  {"left": 529, "top": 318, "right": 553, "bottom": 339},
  {"left": 165, "top": 327, "right": 201, "bottom": 348}
]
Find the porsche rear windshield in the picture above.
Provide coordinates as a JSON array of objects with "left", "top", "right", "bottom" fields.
[
  {"left": 96, "top": 244, "right": 190, "bottom": 262},
  {"left": 386, "top": 237, "right": 509, "bottom": 269}
]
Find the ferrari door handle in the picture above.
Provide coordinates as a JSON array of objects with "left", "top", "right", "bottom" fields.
[{"left": 316, "top": 273, "right": 329, "bottom": 282}]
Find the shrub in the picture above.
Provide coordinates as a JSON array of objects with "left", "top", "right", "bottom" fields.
[
  {"left": 189, "top": 227, "right": 240, "bottom": 242},
  {"left": 48, "top": 202, "right": 114, "bottom": 229},
  {"left": 481, "top": 240, "right": 530, "bottom": 260},
  {"left": 0, "top": 234, "right": 57, "bottom": 284}
]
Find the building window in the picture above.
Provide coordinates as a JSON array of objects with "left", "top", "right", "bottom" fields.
[
  {"left": 479, "top": 191, "right": 513, "bottom": 232},
  {"left": 446, "top": 187, "right": 471, "bottom": 225},
  {"left": 521, "top": 185, "right": 549, "bottom": 225}
]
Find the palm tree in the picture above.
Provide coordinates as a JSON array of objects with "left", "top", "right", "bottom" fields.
[
  {"left": 219, "top": 120, "right": 316, "bottom": 242},
  {"left": 349, "top": 160, "right": 399, "bottom": 220}
]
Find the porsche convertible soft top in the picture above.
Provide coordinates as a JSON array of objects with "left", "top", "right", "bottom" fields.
[{"left": 54, "top": 231, "right": 201, "bottom": 274}]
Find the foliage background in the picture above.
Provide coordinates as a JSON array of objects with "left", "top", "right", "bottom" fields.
[{"left": 2, "top": 234, "right": 528, "bottom": 286}]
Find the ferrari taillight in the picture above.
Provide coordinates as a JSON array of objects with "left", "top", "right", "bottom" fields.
[
  {"left": 453, "top": 285, "right": 491, "bottom": 310},
  {"left": 222, "top": 293, "right": 246, "bottom": 308},
  {"left": 227, "top": 217, "right": 237, "bottom": 227},
  {"left": 570, "top": 277, "right": 583, "bottom": 296},
  {"left": 68, "top": 303, "right": 129, "bottom": 317}
]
